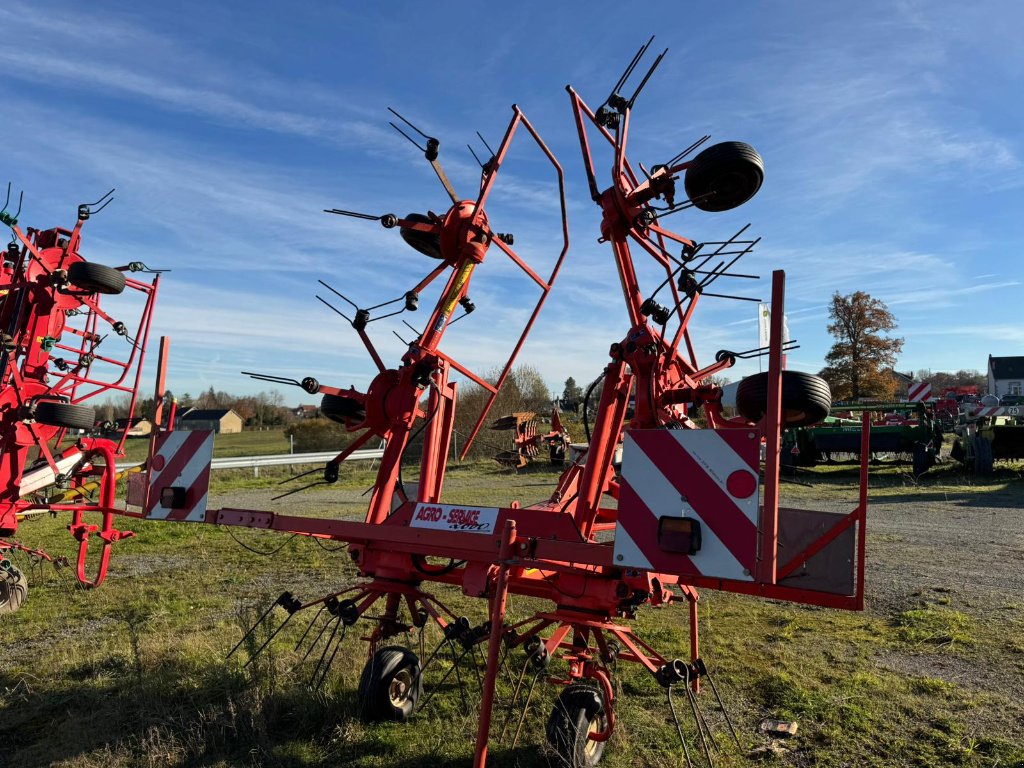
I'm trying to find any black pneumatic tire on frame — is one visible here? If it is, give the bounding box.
[949,437,966,464]
[735,371,831,428]
[911,442,934,478]
[546,684,608,768]
[357,645,423,722]
[0,566,27,615]
[399,213,444,260]
[972,435,993,475]
[320,393,366,424]
[33,400,97,430]
[67,261,126,295]
[684,141,765,212]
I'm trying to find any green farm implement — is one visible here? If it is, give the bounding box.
[783,401,941,477]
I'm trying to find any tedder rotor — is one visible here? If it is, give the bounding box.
[13,40,872,768]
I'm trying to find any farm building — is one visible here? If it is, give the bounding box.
[175,408,243,434]
[111,417,153,438]
[293,404,319,419]
[987,355,1024,398]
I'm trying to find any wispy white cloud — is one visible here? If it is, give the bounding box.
[4,0,1020,400]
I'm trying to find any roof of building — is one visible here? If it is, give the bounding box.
[115,417,151,427]
[989,356,1024,379]
[885,369,914,383]
[179,408,237,421]
[296,404,318,412]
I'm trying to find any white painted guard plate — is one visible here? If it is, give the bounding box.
[614,429,761,580]
[410,503,499,534]
[145,430,215,522]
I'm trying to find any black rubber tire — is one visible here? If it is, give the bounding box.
[0,565,27,615]
[550,442,566,466]
[320,393,366,424]
[735,371,831,427]
[399,213,444,260]
[34,400,96,430]
[545,684,607,768]
[684,141,764,212]
[67,261,126,295]
[912,443,933,478]
[950,438,966,464]
[795,430,819,467]
[357,646,423,722]
[972,435,993,475]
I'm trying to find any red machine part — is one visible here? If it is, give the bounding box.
[491,408,571,468]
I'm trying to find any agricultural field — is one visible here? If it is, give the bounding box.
[2,452,1024,768]
[118,429,294,464]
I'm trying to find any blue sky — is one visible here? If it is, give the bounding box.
[4,1,1022,404]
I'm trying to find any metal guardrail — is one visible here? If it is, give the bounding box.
[120,448,385,472]
[210,448,385,470]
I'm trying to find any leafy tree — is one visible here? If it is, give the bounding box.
[561,377,583,413]
[819,291,904,401]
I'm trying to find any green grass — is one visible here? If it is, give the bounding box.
[3,460,1023,767]
[896,606,974,647]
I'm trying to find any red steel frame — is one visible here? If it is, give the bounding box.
[123,90,869,765]
[5,74,871,765]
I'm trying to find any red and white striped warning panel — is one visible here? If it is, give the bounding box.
[966,405,1021,418]
[144,430,215,522]
[907,381,932,402]
[614,429,761,581]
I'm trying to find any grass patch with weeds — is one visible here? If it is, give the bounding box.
[896,605,974,647]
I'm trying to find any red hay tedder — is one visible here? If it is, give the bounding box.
[0,186,164,605]
[0,39,871,768]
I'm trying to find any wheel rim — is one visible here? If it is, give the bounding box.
[0,569,21,610]
[389,668,413,706]
[783,408,809,424]
[584,714,606,760]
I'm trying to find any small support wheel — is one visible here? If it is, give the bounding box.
[0,564,27,615]
[735,370,831,427]
[357,646,423,722]
[950,438,966,464]
[67,261,126,295]
[912,442,933,478]
[972,435,993,475]
[684,141,764,212]
[33,400,97,430]
[399,213,444,260]
[546,684,608,768]
[320,393,366,424]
